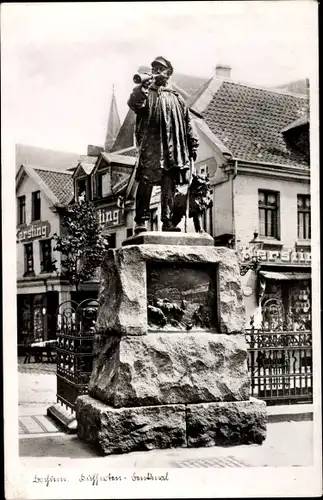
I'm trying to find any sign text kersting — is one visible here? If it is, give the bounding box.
[16,221,51,243]
[237,246,311,265]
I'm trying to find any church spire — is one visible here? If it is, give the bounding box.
[104,85,121,152]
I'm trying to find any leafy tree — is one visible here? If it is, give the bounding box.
[53,201,110,291]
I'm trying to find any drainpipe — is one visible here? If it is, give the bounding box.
[43,277,49,341]
[231,160,238,246]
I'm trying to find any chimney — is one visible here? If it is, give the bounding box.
[215,64,231,78]
[87,145,104,157]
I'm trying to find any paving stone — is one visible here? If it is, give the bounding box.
[19,415,60,435]
[172,456,250,468]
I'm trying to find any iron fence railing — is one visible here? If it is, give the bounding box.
[245,329,312,405]
[56,299,98,412]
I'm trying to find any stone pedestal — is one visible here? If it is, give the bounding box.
[76,233,267,454]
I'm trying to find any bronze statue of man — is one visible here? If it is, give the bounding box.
[128,56,199,234]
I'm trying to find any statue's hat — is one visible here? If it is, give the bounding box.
[151,56,173,75]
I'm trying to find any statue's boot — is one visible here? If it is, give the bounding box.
[134,220,147,234]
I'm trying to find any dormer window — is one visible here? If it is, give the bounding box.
[97,171,110,198]
[76,178,88,202]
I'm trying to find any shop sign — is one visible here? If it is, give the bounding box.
[237,244,311,265]
[16,221,51,243]
[97,207,123,227]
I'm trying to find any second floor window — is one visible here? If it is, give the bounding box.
[17,195,26,225]
[24,243,34,275]
[297,195,311,239]
[32,191,41,221]
[97,172,110,198]
[76,178,88,202]
[258,190,279,239]
[40,239,53,273]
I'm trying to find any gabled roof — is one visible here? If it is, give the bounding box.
[194,77,309,167]
[73,162,96,179]
[171,73,210,99]
[114,147,137,158]
[16,164,74,206]
[35,168,74,205]
[274,78,309,96]
[16,144,81,172]
[101,152,136,166]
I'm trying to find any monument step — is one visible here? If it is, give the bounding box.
[122,230,214,247]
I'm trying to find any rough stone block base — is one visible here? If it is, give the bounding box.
[187,399,267,447]
[89,333,250,408]
[76,395,186,455]
[76,395,267,455]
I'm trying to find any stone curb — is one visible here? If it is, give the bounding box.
[267,404,313,423]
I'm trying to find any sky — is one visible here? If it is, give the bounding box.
[1,1,318,156]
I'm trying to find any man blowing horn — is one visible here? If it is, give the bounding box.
[128,56,199,234]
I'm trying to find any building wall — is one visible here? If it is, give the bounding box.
[212,180,233,237]
[16,174,62,280]
[233,170,311,327]
[234,173,310,246]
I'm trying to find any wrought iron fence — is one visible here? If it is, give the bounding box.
[245,328,312,405]
[56,299,99,411]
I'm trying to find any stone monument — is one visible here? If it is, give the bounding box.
[76,232,267,455]
[76,56,266,454]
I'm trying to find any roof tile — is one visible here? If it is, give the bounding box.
[203,81,309,167]
[35,169,74,205]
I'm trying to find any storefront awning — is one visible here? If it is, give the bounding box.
[259,270,311,281]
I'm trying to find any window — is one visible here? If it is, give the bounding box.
[126,228,133,238]
[17,195,26,225]
[32,191,41,221]
[108,233,116,248]
[76,178,88,202]
[297,195,311,239]
[200,165,208,175]
[24,243,34,275]
[97,172,110,198]
[40,239,53,273]
[258,190,279,238]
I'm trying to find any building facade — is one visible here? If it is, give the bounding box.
[16,165,75,347]
[188,68,311,329]
[110,65,311,328]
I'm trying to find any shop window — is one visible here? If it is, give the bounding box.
[40,239,53,273]
[24,243,34,275]
[289,280,311,330]
[258,190,279,239]
[17,195,26,225]
[76,178,88,202]
[297,195,311,240]
[32,191,41,221]
[97,171,110,198]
